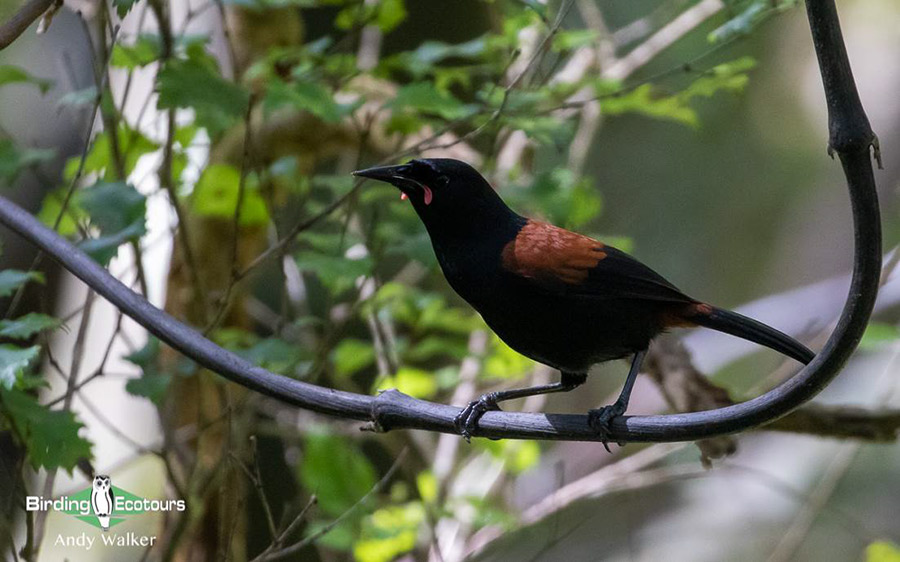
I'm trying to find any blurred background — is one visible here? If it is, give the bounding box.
[0,0,898,560]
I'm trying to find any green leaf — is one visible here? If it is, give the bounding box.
[36,188,82,236]
[552,29,599,51]
[389,82,472,121]
[0,269,45,298]
[416,471,437,503]
[298,431,378,517]
[111,36,161,69]
[510,168,603,229]
[305,517,357,550]
[678,57,757,100]
[0,139,56,183]
[81,181,146,233]
[478,439,541,474]
[0,345,40,389]
[124,338,170,405]
[860,323,900,350]
[333,339,376,377]
[416,299,481,335]
[263,79,355,123]
[504,115,575,145]
[64,123,158,180]
[0,314,61,340]
[708,1,782,44]
[158,58,250,136]
[404,335,468,362]
[376,0,406,32]
[0,65,52,93]
[376,367,437,399]
[384,112,425,135]
[353,502,423,562]
[1,388,92,472]
[483,335,534,380]
[191,164,270,226]
[295,250,373,296]
[174,124,199,148]
[601,84,698,127]
[408,37,487,65]
[867,542,900,562]
[125,373,170,405]
[57,86,99,109]
[384,36,488,80]
[239,337,308,374]
[112,0,139,18]
[78,182,147,265]
[517,0,548,20]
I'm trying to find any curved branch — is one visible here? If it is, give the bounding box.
[0,0,881,443]
[0,0,54,50]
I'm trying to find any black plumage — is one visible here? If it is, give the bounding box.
[353,158,813,444]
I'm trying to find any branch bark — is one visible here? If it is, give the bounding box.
[0,0,882,444]
[0,0,53,50]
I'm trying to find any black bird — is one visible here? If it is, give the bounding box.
[353,158,814,444]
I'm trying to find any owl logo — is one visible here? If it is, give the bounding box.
[90,475,114,531]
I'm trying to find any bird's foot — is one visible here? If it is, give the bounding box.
[455,392,502,442]
[588,400,627,453]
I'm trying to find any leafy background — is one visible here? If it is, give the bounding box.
[0,0,899,561]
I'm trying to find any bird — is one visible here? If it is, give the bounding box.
[91,474,114,531]
[352,158,814,445]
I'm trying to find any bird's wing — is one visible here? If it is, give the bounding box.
[501,220,693,303]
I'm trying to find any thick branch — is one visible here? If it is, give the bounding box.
[0,0,881,443]
[646,337,900,444]
[0,0,53,50]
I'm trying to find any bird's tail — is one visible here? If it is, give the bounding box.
[686,305,814,365]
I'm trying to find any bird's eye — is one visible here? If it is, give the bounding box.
[437,175,449,187]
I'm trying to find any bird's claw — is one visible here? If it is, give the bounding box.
[588,401,627,453]
[455,393,502,442]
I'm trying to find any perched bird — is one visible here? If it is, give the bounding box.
[353,158,813,444]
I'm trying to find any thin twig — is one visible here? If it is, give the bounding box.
[150,0,210,323]
[252,448,408,561]
[4,21,118,319]
[605,0,723,81]
[203,96,256,335]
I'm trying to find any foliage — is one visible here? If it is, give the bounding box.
[124,338,171,405]
[157,40,250,136]
[192,164,270,226]
[0,139,55,184]
[860,322,900,350]
[0,65,52,93]
[0,345,41,389]
[709,1,798,43]
[79,181,148,264]
[0,269,44,297]
[0,388,92,472]
[0,0,803,559]
[867,542,900,562]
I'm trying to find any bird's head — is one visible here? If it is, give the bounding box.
[352,158,513,233]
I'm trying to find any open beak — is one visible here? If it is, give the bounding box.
[352,163,432,205]
[352,164,408,184]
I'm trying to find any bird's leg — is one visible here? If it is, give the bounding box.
[455,371,588,441]
[588,349,647,451]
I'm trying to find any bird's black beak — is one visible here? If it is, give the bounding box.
[351,164,409,186]
[352,162,433,205]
